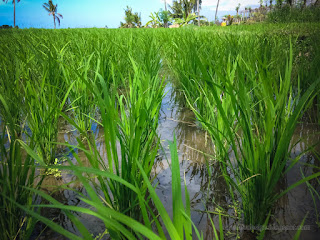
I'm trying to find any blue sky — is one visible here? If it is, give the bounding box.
[0,0,260,29]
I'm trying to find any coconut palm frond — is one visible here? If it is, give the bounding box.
[55,16,60,25]
[43,5,50,12]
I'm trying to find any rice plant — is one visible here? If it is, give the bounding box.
[182,43,320,229]
[16,131,211,239]
[0,37,28,136]
[0,95,41,240]
[60,51,97,133]
[23,72,71,165]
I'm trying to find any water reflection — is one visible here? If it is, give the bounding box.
[155,83,234,237]
[269,123,320,240]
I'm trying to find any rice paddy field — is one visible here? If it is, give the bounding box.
[0,23,320,240]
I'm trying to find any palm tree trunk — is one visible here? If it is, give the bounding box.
[164,0,168,28]
[197,0,200,26]
[13,0,16,28]
[53,15,56,29]
[215,0,220,23]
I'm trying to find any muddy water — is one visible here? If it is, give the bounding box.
[270,123,320,240]
[34,83,319,239]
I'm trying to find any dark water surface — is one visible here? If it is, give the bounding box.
[34,83,319,239]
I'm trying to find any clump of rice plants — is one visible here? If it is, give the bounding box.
[162,25,320,233]
[0,96,41,240]
[79,61,165,223]
[23,76,69,165]
[60,51,97,133]
[179,41,320,231]
[18,134,207,239]
[0,36,28,136]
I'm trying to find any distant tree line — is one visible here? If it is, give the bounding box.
[268,0,320,22]
[120,0,208,28]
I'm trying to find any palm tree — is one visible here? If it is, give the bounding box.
[170,0,198,19]
[248,7,252,18]
[159,9,170,28]
[236,3,240,16]
[120,6,141,28]
[43,0,63,29]
[169,1,184,19]
[214,0,220,23]
[2,0,20,28]
[287,0,293,7]
[182,0,196,18]
[196,0,203,26]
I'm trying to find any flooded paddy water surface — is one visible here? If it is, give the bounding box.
[36,83,320,240]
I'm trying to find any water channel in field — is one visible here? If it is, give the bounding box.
[32,82,320,240]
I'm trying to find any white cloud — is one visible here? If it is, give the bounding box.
[202,0,216,7]
[159,0,173,5]
[207,0,259,11]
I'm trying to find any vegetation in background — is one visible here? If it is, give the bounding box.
[120,6,142,28]
[145,11,163,28]
[168,0,205,26]
[268,4,320,23]
[159,9,170,28]
[168,0,201,18]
